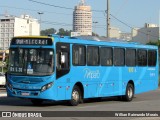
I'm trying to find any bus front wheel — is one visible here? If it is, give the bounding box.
[123,83,134,101]
[69,85,81,106]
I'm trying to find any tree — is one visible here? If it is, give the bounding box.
[146,41,160,46]
[92,32,99,37]
[40,28,72,36]
[57,28,72,36]
[40,28,56,36]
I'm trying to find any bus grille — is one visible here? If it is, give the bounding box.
[11,77,44,84]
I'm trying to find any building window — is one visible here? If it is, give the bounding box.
[10,33,14,37]
[5,23,9,27]
[10,23,14,27]
[126,49,136,66]
[1,28,5,32]
[100,47,113,66]
[114,48,125,66]
[87,46,99,66]
[137,49,147,66]
[10,28,14,32]
[1,33,4,37]
[148,50,157,66]
[72,45,86,66]
[1,24,5,27]
[5,29,9,32]
[5,33,9,37]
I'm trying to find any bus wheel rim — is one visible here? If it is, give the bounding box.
[128,87,133,98]
[72,90,79,102]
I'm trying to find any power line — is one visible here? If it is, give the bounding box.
[0,12,107,29]
[28,0,73,10]
[27,0,104,13]
[110,14,159,39]
[0,5,105,19]
[0,5,72,16]
[115,0,129,16]
[41,20,72,27]
[1,9,158,39]
[1,1,158,39]
[41,20,109,30]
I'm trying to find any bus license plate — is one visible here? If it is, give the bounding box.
[21,92,30,96]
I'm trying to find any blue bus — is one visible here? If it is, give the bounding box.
[6,35,159,106]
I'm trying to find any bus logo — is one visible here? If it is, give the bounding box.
[84,68,100,79]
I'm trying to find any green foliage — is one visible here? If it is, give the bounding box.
[0,67,7,73]
[92,32,99,37]
[40,28,72,36]
[40,28,56,36]
[41,28,100,37]
[146,41,160,46]
[57,28,72,36]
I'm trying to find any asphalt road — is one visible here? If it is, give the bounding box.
[0,88,160,120]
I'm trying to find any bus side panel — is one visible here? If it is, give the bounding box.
[69,66,99,99]
[133,66,158,94]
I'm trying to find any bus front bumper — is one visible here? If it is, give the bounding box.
[6,83,57,101]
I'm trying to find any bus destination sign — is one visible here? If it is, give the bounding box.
[11,38,53,45]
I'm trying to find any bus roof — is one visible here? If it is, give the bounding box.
[10,35,158,50]
[49,35,158,49]
[13,35,50,38]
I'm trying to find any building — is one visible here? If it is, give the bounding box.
[73,0,92,36]
[109,27,121,39]
[132,23,160,44]
[0,14,40,49]
[120,33,132,41]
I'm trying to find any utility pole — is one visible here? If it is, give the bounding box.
[93,21,98,36]
[107,0,110,38]
[147,30,151,43]
[38,12,43,35]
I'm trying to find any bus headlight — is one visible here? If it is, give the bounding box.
[41,82,54,92]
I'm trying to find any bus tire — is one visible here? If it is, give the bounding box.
[31,99,44,106]
[123,83,134,101]
[69,85,81,106]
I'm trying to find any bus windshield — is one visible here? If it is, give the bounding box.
[8,48,54,76]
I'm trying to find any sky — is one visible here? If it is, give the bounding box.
[0,0,160,36]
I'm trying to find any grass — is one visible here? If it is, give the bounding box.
[0,67,7,73]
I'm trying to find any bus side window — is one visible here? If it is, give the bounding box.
[56,42,70,79]
[60,52,69,69]
[56,52,69,70]
[100,47,113,66]
[113,48,125,66]
[148,50,157,66]
[137,49,147,66]
[87,46,99,66]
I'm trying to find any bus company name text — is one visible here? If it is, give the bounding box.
[84,68,100,79]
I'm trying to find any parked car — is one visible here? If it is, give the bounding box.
[0,72,6,87]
